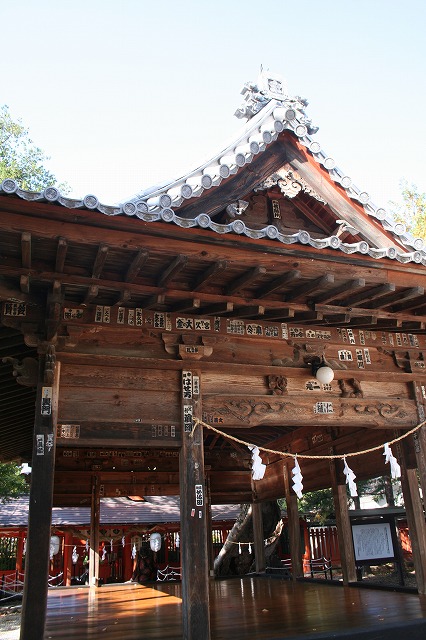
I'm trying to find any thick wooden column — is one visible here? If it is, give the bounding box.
[252,502,266,573]
[399,438,426,594]
[411,382,426,509]
[89,474,101,587]
[330,458,357,584]
[179,369,210,640]
[20,347,59,640]
[283,462,303,578]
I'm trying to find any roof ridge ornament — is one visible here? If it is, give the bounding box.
[234,69,319,134]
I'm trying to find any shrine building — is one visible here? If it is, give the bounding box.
[1,70,426,640]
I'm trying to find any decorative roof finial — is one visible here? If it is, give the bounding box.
[234,69,288,120]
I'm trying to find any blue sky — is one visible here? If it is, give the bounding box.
[2,0,425,210]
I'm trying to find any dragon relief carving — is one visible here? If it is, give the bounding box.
[214,399,300,425]
[353,403,408,420]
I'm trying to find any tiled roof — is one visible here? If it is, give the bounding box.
[0,496,240,528]
[1,71,423,264]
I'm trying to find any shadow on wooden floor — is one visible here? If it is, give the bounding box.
[44,577,426,639]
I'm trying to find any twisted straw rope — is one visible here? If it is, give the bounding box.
[192,418,426,460]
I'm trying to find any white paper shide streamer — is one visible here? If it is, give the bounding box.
[292,456,303,498]
[248,445,266,480]
[383,443,401,479]
[343,457,357,496]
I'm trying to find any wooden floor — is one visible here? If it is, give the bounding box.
[44,578,426,640]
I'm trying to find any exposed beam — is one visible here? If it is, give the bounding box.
[143,293,166,309]
[125,249,149,283]
[366,286,424,310]
[232,305,265,318]
[292,311,324,324]
[345,315,378,327]
[84,285,99,305]
[55,237,68,273]
[323,314,351,325]
[225,266,267,296]
[114,290,132,307]
[198,301,234,316]
[310,278,365,306]
[340,283,395,307]
[92,244,109,279]
[262,307,295,320]
[157,254,188,287]
[255,269,301,299]
[170,298,201,313]
[284,273,334,302]
[192,260,228,292]
[21,232,31,269]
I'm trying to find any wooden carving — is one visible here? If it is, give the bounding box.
[267,375,288,395]
[214,399,297,425]
[338,378,363,398]
[353,403,408,420]
[2,356,38,387]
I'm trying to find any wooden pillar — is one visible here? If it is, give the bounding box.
[179,368,210,640]
[399,438,426,594]
[411,382,426,510]
[63,531,73,586]
[206,478,215,574]
[330,458,357,584]
[252,502,266,573]
[20,348,60,640]
[283,462,303,579]
[89,475,101,587]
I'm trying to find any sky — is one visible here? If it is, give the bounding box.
[1,0,425,210]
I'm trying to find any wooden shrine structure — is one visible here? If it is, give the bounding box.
[1,71,426,640]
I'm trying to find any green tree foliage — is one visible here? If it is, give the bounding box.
[298,488,334,523]
[390,180,426,240]
[0,462,29,503]
[0,104,69,193]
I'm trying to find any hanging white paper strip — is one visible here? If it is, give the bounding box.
[292,456,303,498]
[248,445,266,480]
[343,457,358,496]
[383,443,401,479]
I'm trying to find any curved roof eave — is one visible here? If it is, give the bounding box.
[0,86,424,266]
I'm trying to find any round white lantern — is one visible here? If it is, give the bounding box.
[150,532,161,552]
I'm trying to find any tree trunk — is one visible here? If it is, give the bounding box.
[214,502,282,576]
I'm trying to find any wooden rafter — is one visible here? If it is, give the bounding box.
[309,278,366,306]
[192,260,227,292]
[255,269,301,299]
[55,238,68,273]
[125,249,150,283]
[92,244,109,279]
[339,283,395,307]
[157,254,188,287]
[284,273,334,302]
[225,266,267,296]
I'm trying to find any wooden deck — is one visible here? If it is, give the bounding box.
[43,577,426,640]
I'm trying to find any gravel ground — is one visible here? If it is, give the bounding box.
[0,605,21,640]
